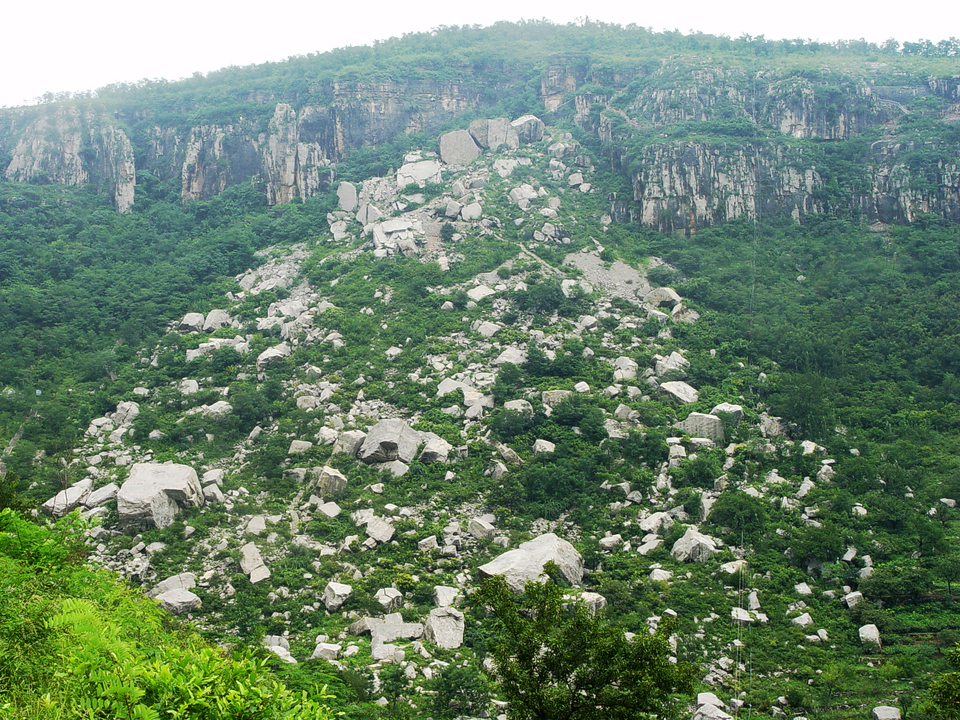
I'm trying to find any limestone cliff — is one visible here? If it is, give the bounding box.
[2,105,135,212]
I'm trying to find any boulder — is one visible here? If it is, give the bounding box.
[179,312,205,332]
[542,389,573,407]
[675,412,725,441]
[240,542,270,583]
[613,356,639,381]
[203,309,232,332]
[872,708,902,720]
[147,572,197,599]
[113,401,140,426]
[41,479,93,517]
[859,623,881,647]
[396,159,442,188]
[461,202,483,221]
[376,588,403,612]
[659,381,699,405]
[655,352,689,378]
[332,430,366,457]
[323,582,353,611]
[358,419,421,464]
[711,402,744,424]
[352,613,423,644]
[117,463,202,530]
[469,118,520,151]
[83,482,119,509]
[203,484,224,503]
[420,434,454,464]
[639,512,674,534]
[842,591,864,608]
[504,399,534,416]
[256,343,291,370]
[424,607,465,649]
[433,585,460,607]
[311,643,341,661]
[478,533,583,592]
[511,115,546,143]
[365,517,395,544]
[532,439,556,454]
[670,527,720,562]
[318,466,348,496]
[468,517,496,541]
[337,181,358,212]
[439,130,481,165]
[317,501,341,519]
[154,588,202,614]
[644,287,682,308]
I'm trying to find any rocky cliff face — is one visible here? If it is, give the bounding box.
[0,58,957,230]
[2,105,135,212]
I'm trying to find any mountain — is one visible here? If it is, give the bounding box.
[2,21,960,720]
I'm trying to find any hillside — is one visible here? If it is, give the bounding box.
[2,22,960,720]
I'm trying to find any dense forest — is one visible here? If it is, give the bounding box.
[2,20,960,720]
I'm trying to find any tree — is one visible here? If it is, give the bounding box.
[474,570,695,720]
[925,645,960,720]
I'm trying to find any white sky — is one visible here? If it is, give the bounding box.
[1,0,955,108]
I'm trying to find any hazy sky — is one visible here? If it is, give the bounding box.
[1,0,954,108]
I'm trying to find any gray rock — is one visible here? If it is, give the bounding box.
[358,419,421,464]
[532,439,556,454]
[332,430,366,457]
[202,484,224,503]
[613,356,639,381]
[418,535,440,551]
[288,440,313,454]
[155,588,202,614]
[179,312,205,332]
[644,287,682,308]
[256,342,291,370]
[83,482,119,509]
[420,434,453,464]
[317,501,341,519]
[675,412,725,442]
[711,402,744,424]
[147,572,197,599]
[639,512,674,534]
[365,517,395,543]
[376,588,403,612]
[872,707,901,720]
[461,202,483,221]
[323,581,353,611]
[659,381,699,405]
[792,612,814,627]
[318,466,348,496]
[396,159,442,188]
[504,399,534,416]
[670,527,720,562]
[203,309,232,332]
[859,623,881,647]
[469,118,520,151]
[439,130,481,165]
[842,591,864,608]
[511,115,546,143]
[478,533,583,592]
[117,463,203,530]
[351,613,423,644]
[424,607,465,649]
[655,351,689,378]
[542,389,573,407]
[240,542,270,583]
[337,182,358,212]
[433,585,460,607]
[41,479,93,517]
[468,517,496,541]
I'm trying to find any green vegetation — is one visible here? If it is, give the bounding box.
[0,508,336,719]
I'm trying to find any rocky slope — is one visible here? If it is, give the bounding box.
[26,118,930,718]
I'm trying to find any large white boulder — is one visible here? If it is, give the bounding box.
[358,419,421,464]
[469,118,520,151]
[511,115,546,143]
[478,533,583,592]
[256,343,291,370]
[659,381,699,405]
[41,479,93,517]
[240,542,270,583]
[424,607,465,649]
[675,412,725,441]
[439,130,481,165]
[859,623,881,647]
[323,582,353,611]
[155,588,202,614]
[116,463,202,529]
[670,527,720,562]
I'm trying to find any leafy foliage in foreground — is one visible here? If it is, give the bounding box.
[475,569,696,720]
[0,509,337,719]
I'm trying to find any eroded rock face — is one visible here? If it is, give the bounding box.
[478,533,583,592]
[116,463,203,530]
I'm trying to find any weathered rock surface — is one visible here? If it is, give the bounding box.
[670,527,720,562]
[478,533,583,592]
[424,607,465,649]
[358,419,421,464]
[116,463,202,529]
[155,588,202,614]
[439,130,481,165]
[240,542,270,583]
